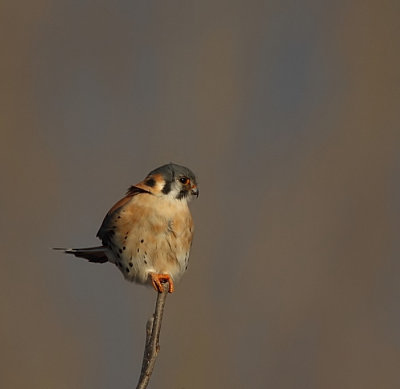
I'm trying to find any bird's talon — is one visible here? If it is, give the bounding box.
[150,273,174,293]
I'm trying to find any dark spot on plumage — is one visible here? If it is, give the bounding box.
[125,267,129,273]
[185,265,188,270]
[116,253,120,259]
[140,239,144,243]
[119,248,123,254]
[123,246,126,251]
[129,262,133,267]
[162,181,171,194]
[144,251,147,256]
[145,177,156,187]
[144,260,148,264]
[137,248,139,253]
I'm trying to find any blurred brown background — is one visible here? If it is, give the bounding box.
[1,1,399,388]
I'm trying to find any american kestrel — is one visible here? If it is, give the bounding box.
[56,163,198,293]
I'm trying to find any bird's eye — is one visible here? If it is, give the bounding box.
[179,177,189,185]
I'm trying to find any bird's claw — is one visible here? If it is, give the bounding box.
[150,273,174,293]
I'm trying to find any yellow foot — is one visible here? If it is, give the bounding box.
[150,273,174,293]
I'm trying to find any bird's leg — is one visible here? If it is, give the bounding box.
[149,273,175,293]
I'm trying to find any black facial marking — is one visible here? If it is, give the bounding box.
[176,189,187,200]
[145,178,156,187]
[162,181,171,194]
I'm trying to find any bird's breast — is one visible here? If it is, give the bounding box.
[109,194,194,283]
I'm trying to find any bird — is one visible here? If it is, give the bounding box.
[55,163,199,293]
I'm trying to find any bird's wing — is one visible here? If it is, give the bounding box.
[96,185,151,246]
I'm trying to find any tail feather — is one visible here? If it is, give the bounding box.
[53,246,109,263]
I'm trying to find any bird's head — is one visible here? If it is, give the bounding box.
[142,163,199,201]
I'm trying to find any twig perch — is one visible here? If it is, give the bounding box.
[136,283,169,389]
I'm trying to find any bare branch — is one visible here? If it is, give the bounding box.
[136,283,169,389]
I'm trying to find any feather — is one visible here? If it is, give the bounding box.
[53,246,108,263]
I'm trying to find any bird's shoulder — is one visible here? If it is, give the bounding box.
[96,173,183,244]
[96,180,152,241]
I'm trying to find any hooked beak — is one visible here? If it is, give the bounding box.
[191,187,199,198]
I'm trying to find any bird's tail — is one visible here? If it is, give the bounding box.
[53,246,108,263]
